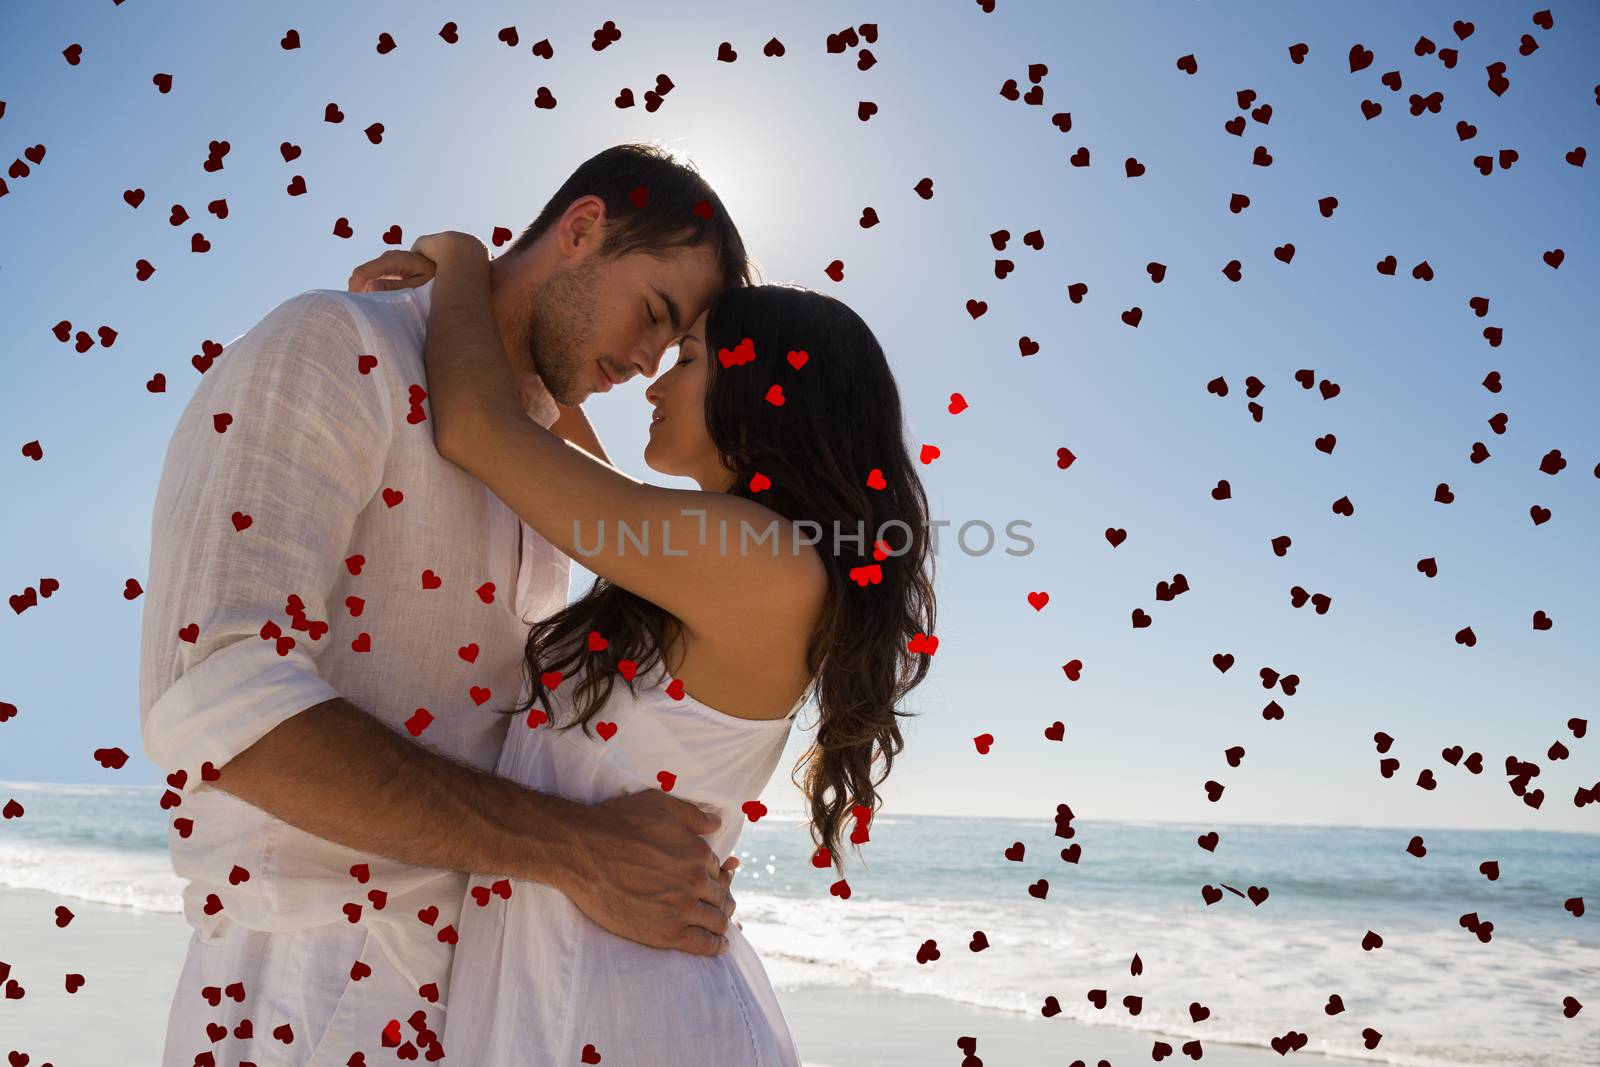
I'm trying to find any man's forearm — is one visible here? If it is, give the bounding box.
[201,697,582,891]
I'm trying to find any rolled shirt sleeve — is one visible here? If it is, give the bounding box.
[139,290,392,782]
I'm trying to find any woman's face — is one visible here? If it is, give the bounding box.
[643,308,732,490]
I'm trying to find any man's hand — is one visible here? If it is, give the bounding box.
[550,789,743,956]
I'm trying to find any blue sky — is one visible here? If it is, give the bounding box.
[2,1,1596,832]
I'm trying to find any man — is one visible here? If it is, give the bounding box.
[139,143,751,1065]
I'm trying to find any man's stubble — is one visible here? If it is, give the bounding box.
[520,255,603,406]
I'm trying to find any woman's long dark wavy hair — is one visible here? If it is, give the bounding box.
[490,284,936,877]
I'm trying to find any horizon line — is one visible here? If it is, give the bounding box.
[4,779,1594,837]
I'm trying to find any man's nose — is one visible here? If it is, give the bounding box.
[634,344,667,380]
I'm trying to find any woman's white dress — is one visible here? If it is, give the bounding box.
[441,658,806,1066]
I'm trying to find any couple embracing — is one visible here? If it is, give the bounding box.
[141,142,935,1065]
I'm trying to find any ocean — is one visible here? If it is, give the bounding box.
[2,779,1595,1066]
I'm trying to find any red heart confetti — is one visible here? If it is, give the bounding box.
[3,13,1596,1067]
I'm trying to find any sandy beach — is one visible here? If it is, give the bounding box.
[0,884,1383,1066]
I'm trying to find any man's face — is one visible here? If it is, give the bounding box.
[513,240,726,406]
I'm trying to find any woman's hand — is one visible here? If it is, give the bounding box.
[347,230,489,292]
[347,248,435,292]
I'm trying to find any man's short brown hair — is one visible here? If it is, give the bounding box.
[509,143,752,291]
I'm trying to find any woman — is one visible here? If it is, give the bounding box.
[355,230,935,1065]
